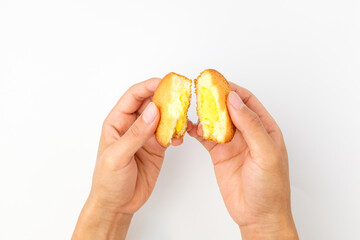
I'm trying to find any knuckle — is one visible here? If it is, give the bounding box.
[100,146,129,171]
[103,117,110,128]
[100,149,118,170]
[129,82,139,91]
[246,112,262,130]
[129,123,141,138]
[127,83,141,96]
[258,146,283,170]
[242,87,252,95]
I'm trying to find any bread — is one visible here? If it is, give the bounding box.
[153,72,192,146]
[195,69,235,143]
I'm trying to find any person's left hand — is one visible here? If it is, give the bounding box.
[73,78,182,240]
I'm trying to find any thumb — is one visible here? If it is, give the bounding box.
[109,102,160,161]
[227,91,274,154]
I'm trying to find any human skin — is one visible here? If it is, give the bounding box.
[187,82,298,239]
[72,78,182,240]
[72,79,298,240]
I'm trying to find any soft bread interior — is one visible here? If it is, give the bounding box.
[163,76,191,144]
[197,72,228,142]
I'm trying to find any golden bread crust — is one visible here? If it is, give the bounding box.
[195,69,235,143]
[153,72,192,146]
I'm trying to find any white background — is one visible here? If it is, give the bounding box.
[1,0,359,239]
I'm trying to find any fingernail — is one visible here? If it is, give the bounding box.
[228,91,244,110]
[142,102,157,124]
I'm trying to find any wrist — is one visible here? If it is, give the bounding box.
[239,212,298,240]
[72,195,133,240]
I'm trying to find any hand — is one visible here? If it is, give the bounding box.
[72,78,182,240]
[187,83,298,239]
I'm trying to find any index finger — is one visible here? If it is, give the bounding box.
[103,78,161,139]
[228,82,284,146]
[115,78,161,114]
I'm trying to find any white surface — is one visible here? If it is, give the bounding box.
[0,0,359,239]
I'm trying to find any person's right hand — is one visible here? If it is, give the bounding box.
[187,83,298,239]
[73,78,182,240]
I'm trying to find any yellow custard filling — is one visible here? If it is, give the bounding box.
[174,89,190,136]
[199,87,219,132]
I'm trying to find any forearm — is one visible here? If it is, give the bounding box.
[239,212,298,240]
[72,196,133,240]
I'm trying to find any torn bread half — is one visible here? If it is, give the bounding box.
[195,69,235,143]
[153,72,192,146]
